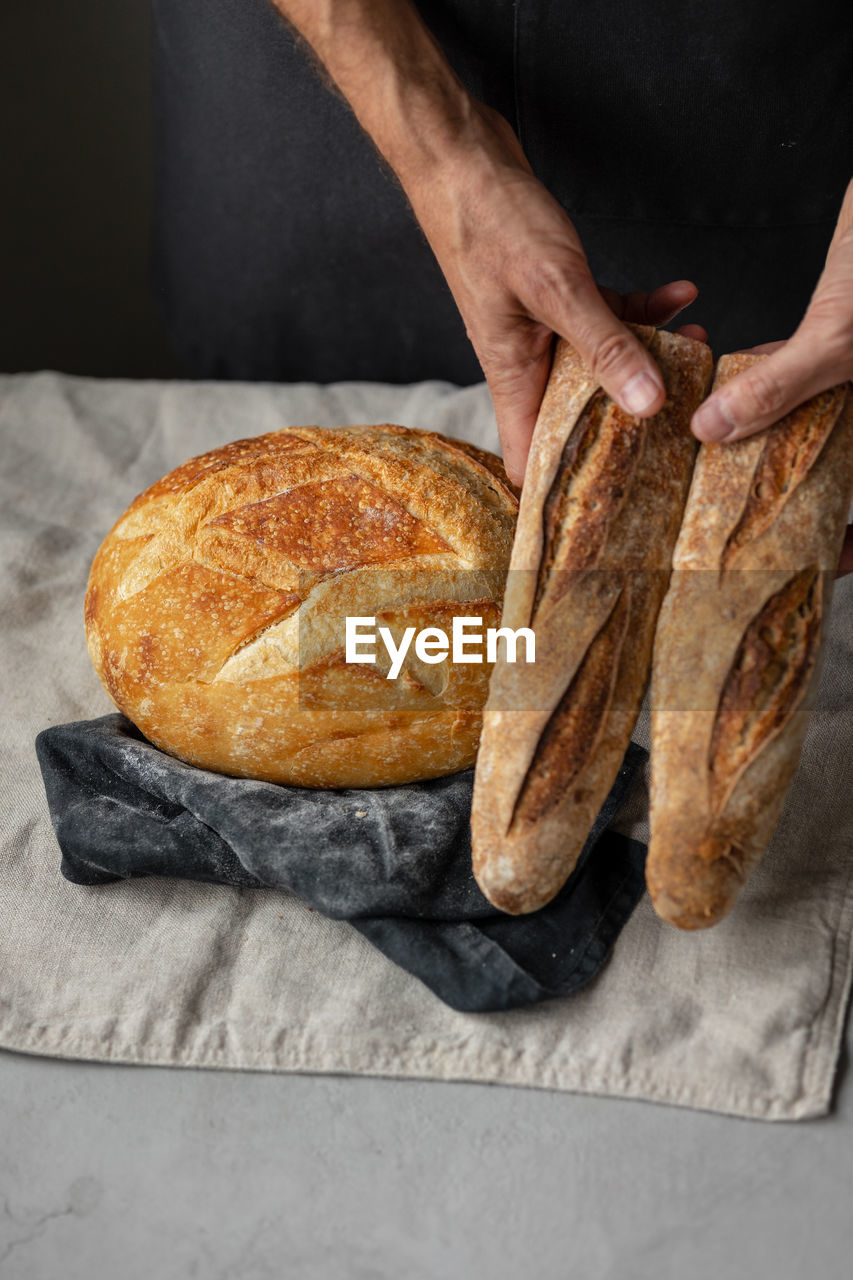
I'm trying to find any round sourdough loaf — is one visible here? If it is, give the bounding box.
[85,424,518,787]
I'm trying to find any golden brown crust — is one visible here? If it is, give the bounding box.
[471,326,713,914]
[647,360,853,930]
[721,386,846,568]
[206,473,452,574]
[537,390,646,589]
[85,424,518,787]
[708,566,822,815]
[512,584,631,827]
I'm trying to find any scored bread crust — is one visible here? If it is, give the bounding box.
[471,325,713,914]
[85,423,518,788]
[647,357,853,929]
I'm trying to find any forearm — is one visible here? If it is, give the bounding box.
[271,0,690,484]
[271,0,480,189]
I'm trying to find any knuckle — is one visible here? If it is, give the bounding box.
[818,323,853,373]
[528,261,568,303]
[475,334,527,376]
[744,365,787,419]
[800,296,853,373]
[589,330,633,381]
[466,321,517,369]
[528,254,590,308]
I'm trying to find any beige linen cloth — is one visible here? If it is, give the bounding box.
[2,370,852,1121]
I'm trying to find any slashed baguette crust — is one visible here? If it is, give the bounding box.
[472,326,713,914]
[648,357,853,929]
[85,424,518,788]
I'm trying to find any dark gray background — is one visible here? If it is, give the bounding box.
[0,1,177,377]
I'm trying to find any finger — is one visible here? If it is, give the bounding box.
[600,280,699,328]
[624,280,699,327]
[674,324,708,342]
[482,324,554,487]
[532,268,666,418]
[730,339,787,356]
[837,525,853,577]
[691,336,841,443]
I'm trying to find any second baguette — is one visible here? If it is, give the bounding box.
[647,358,853,929]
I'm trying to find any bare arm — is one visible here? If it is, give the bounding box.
[273,0,705,483]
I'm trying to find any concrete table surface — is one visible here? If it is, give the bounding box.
[2,1012,851,1280]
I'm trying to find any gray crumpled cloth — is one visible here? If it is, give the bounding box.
[34,714,646,1014]
[2,369,853,1119]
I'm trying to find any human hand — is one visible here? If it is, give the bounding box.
[405,105,706,485]
[690,179,853,571]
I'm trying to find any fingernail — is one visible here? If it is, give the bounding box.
[619,371,662,416]
[693,398,737,442]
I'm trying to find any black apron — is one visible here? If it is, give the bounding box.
[151,0,852,382]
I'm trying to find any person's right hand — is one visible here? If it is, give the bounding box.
[405,104,706,485]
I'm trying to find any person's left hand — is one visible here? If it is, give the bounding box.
[691,177,853,573]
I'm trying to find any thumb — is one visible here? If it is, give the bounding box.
[529,264,668,419]
[691,337,840,443]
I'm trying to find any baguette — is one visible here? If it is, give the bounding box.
[647,357,853,929]
[472,326,713,913]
